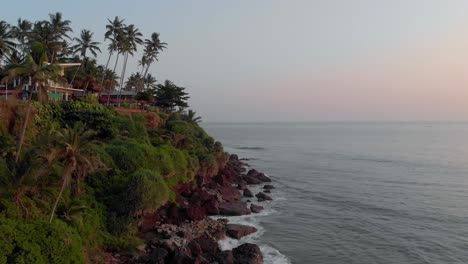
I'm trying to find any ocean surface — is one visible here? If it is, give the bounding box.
[202,122,468,264]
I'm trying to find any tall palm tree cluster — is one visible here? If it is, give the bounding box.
[0,12,168,159]
[0,12,167,97]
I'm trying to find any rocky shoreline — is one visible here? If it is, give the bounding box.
[111,154,275,264]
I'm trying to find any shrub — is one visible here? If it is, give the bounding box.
[0,218,84,264]
[126,169,169,215]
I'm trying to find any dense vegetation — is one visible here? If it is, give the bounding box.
[0,100,226,263]
[0,12,223,263]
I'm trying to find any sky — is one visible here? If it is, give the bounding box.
[3,0,468,122]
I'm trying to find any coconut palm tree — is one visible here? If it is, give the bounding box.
[48,12,72,62]
[11,18,32,55]
[0,21,16,64]
[184,109,202,123]
[144,73,157,90]
[117,24,142,106]
[48,123,105,223]
[2,42,63,161]
[101,16,125,86]
[71,29,101,62]
[142,32,166,79]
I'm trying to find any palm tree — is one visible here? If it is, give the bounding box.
[11,18,32,55]
[48,12,72,62]
[125,72,143,91]
[142,32,166,79]
[144,73,157,90]
[0,21,16,64]
[101,17,125,86]
[117,24,142,106]
[2,42,63,161]
[72,29,101,61]
[184,109,202,123]
[48,123,105,223]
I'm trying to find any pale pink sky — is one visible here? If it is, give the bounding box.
[5,0,468,121]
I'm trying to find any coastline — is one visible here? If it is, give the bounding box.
[111,154,278,263]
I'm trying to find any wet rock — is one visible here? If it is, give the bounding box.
[254,173,272,182]
[250,204,264,214]
[204,198,220,215]
[264,190,271,194]
[219,202,251,216]
[237,181,247,190]
[243,189,253,198]
[232,243,263,264]
[219,185,242,202]
[216,250,234,264]
[255,192,272,202]
[243,175,263,185]
[226,224,257,239]
[263,184,275,190]
[246,169,260,177]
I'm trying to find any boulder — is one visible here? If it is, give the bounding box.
[226,224,257,239]
[192,235,219,257]
[149,248,168,264]
[204,198,220,215]
[187,204,206,221]
[232,243,263,264]
[246,169,260,177]
[219,202,251,216]
[254,173,272,182]
[250,204,264,214]
[243,189,253,198]
[263,184,275,190]
[243,176,263,185]
[167,247,194,264]
[215,250,234,264]
[188,240,202,256]
[219,185,241,202]
[264,190,271,194]
[237,181,247,190]
[255,192,272,202]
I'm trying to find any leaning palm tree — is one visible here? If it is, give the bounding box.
[117,24,143,106]
[2,42,63,161]
[48,123,105,223]
[142,32,167,79]
[0,21,16,64]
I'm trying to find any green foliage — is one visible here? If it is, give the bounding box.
[126,169,169,214]
[37,101,117,138]
[153,80,189,112]
[0,218,84,264]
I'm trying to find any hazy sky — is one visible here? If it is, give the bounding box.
[4,0,468,121]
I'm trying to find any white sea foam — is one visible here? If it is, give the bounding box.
[260,245,292,264]
[211,172,291,264]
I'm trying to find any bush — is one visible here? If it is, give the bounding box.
[126,169,169,215]
[0,218,84,264]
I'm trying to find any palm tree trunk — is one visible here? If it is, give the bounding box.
[49,162,75,223]
[15,84,34,162]
[100,51,113,85]
[117,52,129,107]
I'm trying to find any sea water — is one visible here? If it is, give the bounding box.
[203,122,468,264]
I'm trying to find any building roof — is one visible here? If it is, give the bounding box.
[102,90,137,96]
